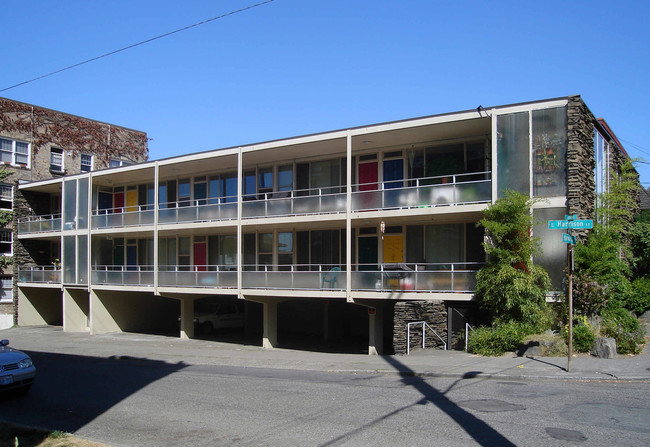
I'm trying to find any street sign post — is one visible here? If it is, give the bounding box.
[547,215,593,373]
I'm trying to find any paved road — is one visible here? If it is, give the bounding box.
[2,348,649,446]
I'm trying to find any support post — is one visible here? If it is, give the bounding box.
[263,300,278,349]
[179,298,194,340]
[368,305,383,355]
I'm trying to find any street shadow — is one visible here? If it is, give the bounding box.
[0,350,188,434]
[322,356,516,447]
[525,355,567,372]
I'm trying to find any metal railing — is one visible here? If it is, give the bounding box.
[465,322,474,352]
[92,206,154,229]
[17,214,62,234]
[242,264,345,290]
[158,198,238,225]
[158,265,237,288]
[91,265,154,286]
[407,321,447,355]
[17,266,61,283]
[242,187,346,219]
[351,171,491,212]
[351,262,482,293]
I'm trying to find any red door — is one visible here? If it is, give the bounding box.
[194,242,207,271]
[358,161,378,191]
[114,192,125,213]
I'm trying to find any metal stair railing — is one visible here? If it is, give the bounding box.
[406,321,447,355]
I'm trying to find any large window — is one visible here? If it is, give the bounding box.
[532,108,567,197]
[497,112,530,196]
[0,229,12,256]
[0,138,29,166]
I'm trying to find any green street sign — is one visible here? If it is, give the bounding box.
[562,233,576,244]
[548,219,593,230]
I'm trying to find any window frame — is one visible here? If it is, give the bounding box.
[0,137,30,168]
[50,147,64,173]
[81,153,93,172]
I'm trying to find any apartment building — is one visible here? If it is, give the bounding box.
[0,97,148,328]
[14,95,633,354]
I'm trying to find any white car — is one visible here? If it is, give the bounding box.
[0,339,35,394]
[193,301,245,335]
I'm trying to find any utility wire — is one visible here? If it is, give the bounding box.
[0,0,275,93]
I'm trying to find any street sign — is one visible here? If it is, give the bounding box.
[562,233,576,244]
[548,219,593,230]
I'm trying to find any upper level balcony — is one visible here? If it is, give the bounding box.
[17,266,61,284]
[92,206,154,229]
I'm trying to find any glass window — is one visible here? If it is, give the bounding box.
[50,148,63,172]
[219,235,237,265]
[0,276,12,302]
[258,233,273,268]
[258,168,273,196]
[77,177,89,230]
[497,112,530,197]
[15,142,29,165]
[81,153,93,172]
[0,139,12,163]
[0,229,12,256]
[278,232,293,269]
[244,170,256,200]
[178,237,190,270]
[278,165,293,192]
[222,173,237,203]
[63,179,77,230]
[209,176,220,204]
[178,179,190,207]
[533,208,566,290]
[193,177,207,205]
[311,159,340,194]
[533,107,567,197]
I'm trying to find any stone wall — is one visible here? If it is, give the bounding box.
[393,300,447,355]
[566,96,596,242]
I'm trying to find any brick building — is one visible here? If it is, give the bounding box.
[0,97,148,328]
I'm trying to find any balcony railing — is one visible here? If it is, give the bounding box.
[351,172,491,212]
[92,206,154,229]
[158,199,237,225]
[242,188,346,219]
[18,266,61,283]
[242,264,346,290]
[158,265,237,288]
[17,214,61,234]
[350,263,483,293]
[91,265,154,286]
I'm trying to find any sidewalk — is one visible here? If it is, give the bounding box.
[2,326,649,382]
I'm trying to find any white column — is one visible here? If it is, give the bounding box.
[368,305,384,355]
[346,131,352,303]
[262,300,278,349]
[179,298,194,340]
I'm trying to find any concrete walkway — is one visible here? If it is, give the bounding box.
[2,326,649,382]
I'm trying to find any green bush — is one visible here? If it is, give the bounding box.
[628,277,650,316]
[467,321,533,356]
[563,322,595,353]
[602,307,646,354]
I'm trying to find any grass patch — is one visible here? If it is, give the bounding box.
[0,421,109,447]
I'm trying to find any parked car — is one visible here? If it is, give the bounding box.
[179,301,245,335]
[0,339,35,394]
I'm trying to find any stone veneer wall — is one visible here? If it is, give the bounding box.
[393,301,447,355]
[566,96,596,242]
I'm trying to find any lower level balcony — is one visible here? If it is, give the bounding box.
[91,265,154,286]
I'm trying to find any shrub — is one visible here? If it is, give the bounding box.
[563,321,595,353]
[602,307,646,354]
[628,277,650,316]
[467,321,533,356]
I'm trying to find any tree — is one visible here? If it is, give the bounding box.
[475,190,551,328]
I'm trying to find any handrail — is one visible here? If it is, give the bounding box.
[465,322,474,352]
[352,170,491,192]
[407,321,447,354]
[17,213,61,223]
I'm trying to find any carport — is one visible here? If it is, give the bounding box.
[18,286,63,327]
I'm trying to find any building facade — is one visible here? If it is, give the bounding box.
[0,97,148,328]
[14,96,635,354]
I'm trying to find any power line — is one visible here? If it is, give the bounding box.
[0,0,275,93]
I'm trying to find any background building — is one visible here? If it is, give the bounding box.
[0,97,148,328]
[13,95,637,354]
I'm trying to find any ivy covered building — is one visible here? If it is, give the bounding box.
[0,97,148,328]
[13,95,638,354]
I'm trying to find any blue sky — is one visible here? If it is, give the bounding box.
[2,1,650,184]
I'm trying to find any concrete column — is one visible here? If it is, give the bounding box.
[179,298,194,340]
[63,288,89,332]
[90,289,120,335]
[368,305,384,355]
[262,300,278,349]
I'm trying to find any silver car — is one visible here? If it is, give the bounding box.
[0,339,35,393]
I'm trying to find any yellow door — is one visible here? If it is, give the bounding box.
[382,235,404,263]
[126,189,138,212]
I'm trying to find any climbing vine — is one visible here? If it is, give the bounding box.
[0,98,148,166]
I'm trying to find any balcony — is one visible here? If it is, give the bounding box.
[242,264,346,290]
[18,266,61,284]
[92,206,154,229]
[91,265,154,286]
[158,265,237,288]
[158,199,237,225]
[351,172,491,212]
[242,188,346,219]
[17,214,61,234]
[350,263,482,293]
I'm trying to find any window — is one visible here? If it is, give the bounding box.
[81,153,93,172]
[110,158,132,168]
[0,184,12,210]
[0,276,12,302]
[50,148,64,172]
[0,138,30,167]
[0,229,12,256]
